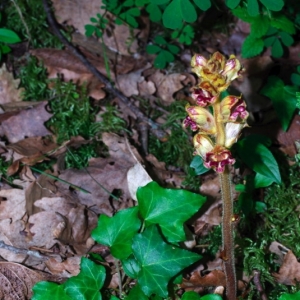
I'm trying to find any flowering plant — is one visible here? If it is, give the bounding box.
[184,51,249,300]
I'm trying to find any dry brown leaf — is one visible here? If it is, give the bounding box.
[148,70,187,105]
[0,261,61,299]
[0,101,52,143]
[181,270,226,289]
[0,189,26,222]
[45,256,81,277]
[0,64,24,105]
[273,250,300,285]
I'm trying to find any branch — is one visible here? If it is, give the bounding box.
[0,240,48,261]
[42,0,167,140]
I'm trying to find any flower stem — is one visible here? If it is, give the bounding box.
[219,166,236,300]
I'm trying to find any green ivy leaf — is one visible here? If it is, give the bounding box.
[122,255,141,279]
[91,207,141,259]
[225,0,240,9]
[64,257,105,300]
[247,0,259,17]
[132,225,201,297]
[270,15,295,34]
[190,156,209,175]
[180,0,197,23]
[137,181,206,242]
[259,0,284,12]
[0,28,21,44]
[126,285,149,300]
[235,136,281,184]
[193,0,211,11]
[260,76,297,131]
[271,38,283,57]
[163,0,183,29]
[250,15,270,38]
[279,291,300,300]
[32,282,72,300]
[241,34,264,58]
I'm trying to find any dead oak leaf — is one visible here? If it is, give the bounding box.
[273,250,300,285]
[0,101,52,143]
[0,64,24,105]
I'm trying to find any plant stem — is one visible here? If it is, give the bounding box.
[219,166,236,300]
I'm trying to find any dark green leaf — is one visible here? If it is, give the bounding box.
[0,44,11,54]
[85,24,96,37]
[190,156,209,175]
[247,0,259,17]
[132,225,201,297]
[271,38,283,57]
[250,15,270,38]
[291,73,300,86]
[270,15,295,34]
[180,0,197,23]
[91,207,141,259]
[254,172,273,188]
[279,31,294,47]
[154,35,167,45]
[146,3,162,22]
[64,257,105,300]
[264,35,276,47]
[161,49,175,62]
[261,76,297,131]
[90,17,98,23]
[238,192,254,216]
[201,295,223,300]
[241,34,264,58]
[163,0,183,29]
[126,285,149,300]
[146,44,162,54]
[0,29,21,44]
[235,136,281,184]
[167,44,180,54]
[255,201,267,213]
[259,0,284,11]
[232,7,256,23]
[32,282,72,300]
[225,0,241,9]
[193,0,211,11]
[137,181,206,242]
[122,255,141,279]
[154,51,168,69]
[181,291,201,300]
[279,291,300,300]
[151,0,170,4]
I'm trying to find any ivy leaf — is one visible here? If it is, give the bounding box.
[193,0,211,11]
[190,156,209,175]
[91,207,141,259]
[137,181,206,242]
[163,0,183,29]
[0,28,21,44]
[235,135,281,184]
[181,291,201,300]
[180,0,197,23]
[259,0,284,12]
[225,0,241,9]
[247,0,259,17]
[132,225,201,297]
[125,284,163,300]
[122,255,141,279]
[64,257,105,300]
[32,282,72,300]
[260,76,297,131]
[241,34,264,58]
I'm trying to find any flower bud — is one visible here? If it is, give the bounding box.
[224,122,246,148]
[221,55,244,82]
[220,95,249,122]
[191,81,219,107]
[193,134,214,158]
[203,145,235,173]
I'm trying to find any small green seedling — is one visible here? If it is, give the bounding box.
[146,35,180,69]
[171,24,195,45]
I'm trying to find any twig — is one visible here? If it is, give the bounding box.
[0,240,48,261]
[253,271,268,300]
[41,0,167,141]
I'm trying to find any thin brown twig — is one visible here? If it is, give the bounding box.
[253,271,268,300]
[41,0,167,140]
[0,240,48,261]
